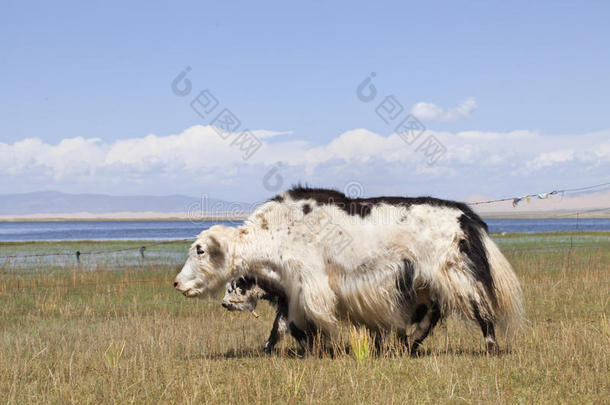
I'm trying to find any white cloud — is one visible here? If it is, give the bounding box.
[411,97,477,122]
[302,129,410,166]
[526,150,575,170]
[456,129,532,140]
[251,129,293,139]
[1,125,609,200]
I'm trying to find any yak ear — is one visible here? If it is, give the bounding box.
[241,274,256,289]
[207,235,226,268]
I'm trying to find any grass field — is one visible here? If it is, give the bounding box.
[1,233,608,403]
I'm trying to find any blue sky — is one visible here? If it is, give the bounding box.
[1,1,609,202]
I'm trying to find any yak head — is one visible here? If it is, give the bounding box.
[221,275,266,312]
[174,225,238,297]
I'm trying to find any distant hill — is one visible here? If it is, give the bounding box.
[0,191,254,216]
[466,189,610,218]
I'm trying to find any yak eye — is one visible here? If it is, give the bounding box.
[196,245,204,255]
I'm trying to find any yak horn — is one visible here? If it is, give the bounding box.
[251,310,260,318]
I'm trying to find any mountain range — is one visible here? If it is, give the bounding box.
[0,191,254,216]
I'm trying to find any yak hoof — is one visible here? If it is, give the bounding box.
[486,342,500,356]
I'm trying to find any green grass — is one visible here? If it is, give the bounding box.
[0,234,608,403]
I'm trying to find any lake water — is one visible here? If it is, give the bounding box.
[0,218,609,242]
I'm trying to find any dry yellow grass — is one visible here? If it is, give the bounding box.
[0,234,608,403]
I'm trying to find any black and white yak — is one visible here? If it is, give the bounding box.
[174,186,524,355]
[221,275,289,353]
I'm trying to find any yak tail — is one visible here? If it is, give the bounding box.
[485,235,525,334]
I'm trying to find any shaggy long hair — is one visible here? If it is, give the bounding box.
[175,186,524,354]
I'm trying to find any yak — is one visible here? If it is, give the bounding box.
[221,274,289,353]
[174,186,523,355]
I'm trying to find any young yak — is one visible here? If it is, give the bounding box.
[222,275,289,353]
[222,275,431,355]
[174,186,524,355]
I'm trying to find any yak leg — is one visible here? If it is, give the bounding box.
[409,302,441,356]
[287,296,320,354]
[472,303,499,355]
[397,331,409,355]
[287,293,318,354]
[288,320,319,354]
[369,329,386,355]
[263,309,288,353]
[288,321,308,350]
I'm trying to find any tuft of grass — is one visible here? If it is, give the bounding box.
[349,327,371,363]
